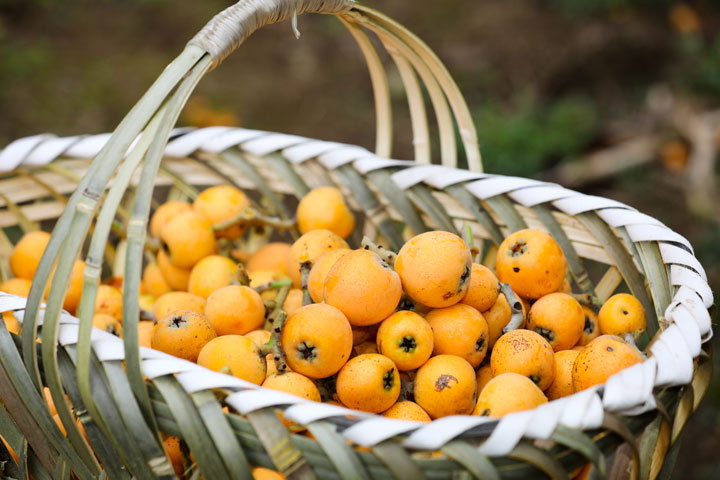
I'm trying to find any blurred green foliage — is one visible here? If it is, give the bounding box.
[476,94,598,176]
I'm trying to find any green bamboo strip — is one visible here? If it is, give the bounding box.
[531,205,595,295]
[69,347,160,479]
[75,107,165,450]
[655,433,683,480]
[158,165,200,199]
[595,266,623,302]
[550,426,606,478]
[334,164,405,250]
[0,228,14,283]
[0,396,23,457]
[576,213,657,337]
[245,408,316,480]
[53,459,70,480]
[617,226,643,272]
[18,168,69,206]
[506,442,570,479]
[221,149,293,219]
[351,14,457,168]
[445,185,504,244]
[385,51,431,164]
[153,376,230,479]
[602,412,640,480]
[22,44,208,394]
[635,241,672,330]
[18,440,30,480]
[0,312,86,476]
[371,441,427,480]
[56,348,130,480]
[441,441,500,480]
[123,56,211,435]
[42,162,82,183]
[366,170,427,235]
[0,192,39,233]
[639,416,664,480]
[306,421,371,480]
[483,196,527,233]
[339,17,392,158]
[101,361,173,479]
[27,450,52,480]
[406,185,458,233]
[191,390,253,479]
[350,5,483,171]
[265,153,311,198]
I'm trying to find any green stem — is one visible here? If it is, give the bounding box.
[300,260,313,306]
[361,236,397,267]
[212,208,297,232]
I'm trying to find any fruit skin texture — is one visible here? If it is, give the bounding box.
[426,304,489,368]
[161,210,219,269]
[198,335,266,384]
[336,354,400,414]
[572,335,644,392]
[491,329,556,391]
[297,186,355,239]
[413,354,477,419]
[94,285,123,322]
[287,229,349,287]
[577,306,600,347]
[142,262,171,298]
[395,231,472,309]
[152,310,217,363]
[247,242,292,275]
[188,255,237,299]
[10,231,51,280]
[307,248,350,303]
[381,401,431,422]
[281,303,353,379]
[150,201,192,239]
[323,249,402,326]
[92,313,123,337]
[246,329,277,378]
[473,372,548,417]
[495,229,567,300]
[153,291,206,322]
[598,293,646,339]
[545,349,580,400]
[527,292,584,351]
[263,372,321,402]
[461,263,500,313]
[376,310,433,371]
[249,269,292,301]
[193,185,251,239]
[1,277,31,297]
[253,467,286,480]
[205,285,265,336]
[137,320,154,349]
[283,289,303,317]
[162,435,185,478]
[46,259,85,314]
[476,364,494,395]
[157,249,192,291]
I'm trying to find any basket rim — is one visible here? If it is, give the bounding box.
[0,127,713,456]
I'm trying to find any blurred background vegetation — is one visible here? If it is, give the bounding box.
[1,0,718,477]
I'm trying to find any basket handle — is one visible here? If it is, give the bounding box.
[185,0,482,171]
[188,0,354,68]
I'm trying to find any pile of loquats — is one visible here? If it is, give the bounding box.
[1,183,649,479]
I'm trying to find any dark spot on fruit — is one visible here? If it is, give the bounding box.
[458,264,471,292]
[513,267,520,273]
[478,408,490,416]
[383,369,395,390]
[622,309,628,315]
[529,375,541,385]
[442,291,454,300]
[435,374,458,391]
[475,335,486,352]
[607,346,614,352]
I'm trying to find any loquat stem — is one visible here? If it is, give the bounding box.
[253,279,293,294]
[570,293,603,307]
[269,311,288,374]
[462,224,480,263]
[361,236,397,267]
[499,282,525,334]
[300,260,313,306]
[212,207,297,232]
[234,264,251,287]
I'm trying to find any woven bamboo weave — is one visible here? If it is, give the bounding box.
[0,1,713,479]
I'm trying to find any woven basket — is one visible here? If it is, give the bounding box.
[0,1,713,479]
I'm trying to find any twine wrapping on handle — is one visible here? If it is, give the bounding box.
[188,0,354,67]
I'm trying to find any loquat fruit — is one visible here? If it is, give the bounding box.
[527,292,584,351]
[205,285,265,336]
[287,229,349,287]
[188,255,237,299]
[160,210,218,269]
[153,291,206,321]
[150,201,192,239]
[151,310,216,362]
[491,329,555,390]
[545,349,580,400]
[10,231,51,280]
[381,401,431,422]
[246,242,292,275]
[414,354,477,419]
[336,354,401,414]
[297,186,355,239]
[473,372,547,417]
[376,310,433,371]
[426,304,489,368]
[307,248,350,303]
[193,185,251,239]
[197,335,266,384]
[461,263,500,313]
[572,335,644,392]
[598,293,646,340]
